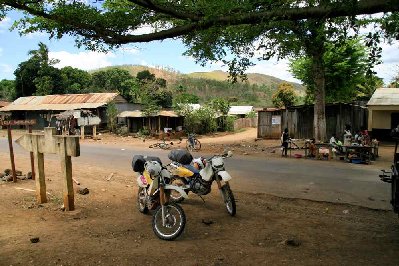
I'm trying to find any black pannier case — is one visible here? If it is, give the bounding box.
[132,155,162,172]
[168,149,193,165]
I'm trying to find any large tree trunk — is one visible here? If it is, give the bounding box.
[311,52,327,142]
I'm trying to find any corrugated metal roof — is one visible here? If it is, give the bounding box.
[228,106,254,115]
[1,93,120,111]
[118,110,179,118]
[368,88,399,106]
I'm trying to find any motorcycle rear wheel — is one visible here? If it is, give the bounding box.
[152,203,186,240]
[137,187,149,214]
[221,184,236,216]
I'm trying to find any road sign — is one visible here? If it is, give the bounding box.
[0,119,36,126]
[16,127,80,211]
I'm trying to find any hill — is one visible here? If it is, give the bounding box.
[93,65,305,107]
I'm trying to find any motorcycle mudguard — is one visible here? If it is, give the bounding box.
[200,164,213,181]
[165,184,189,198]
[218,171,232,182]
[136,176,148,188]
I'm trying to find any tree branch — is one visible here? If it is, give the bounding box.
[127,0,202,21]
[3,0,399,44]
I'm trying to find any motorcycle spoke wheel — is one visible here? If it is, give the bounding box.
[221,184,236,216]
[152,203,186,241]
[169,178,186,203]
[137,187,148,214]
[186,139,193,151]
[193,139,201,151]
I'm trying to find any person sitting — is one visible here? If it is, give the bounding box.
[330,133,343,155]
[308,138,317,158]
[361,128,371,146]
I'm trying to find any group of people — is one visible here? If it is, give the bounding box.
[280,124,371,158]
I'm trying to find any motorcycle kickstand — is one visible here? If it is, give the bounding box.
[197,195,206,203]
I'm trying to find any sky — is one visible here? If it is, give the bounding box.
[0,11,398,85]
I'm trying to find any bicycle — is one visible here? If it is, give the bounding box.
[186,133,201,151]
[149,139,171,150]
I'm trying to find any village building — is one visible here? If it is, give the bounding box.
[367,88,399,140]
[0,93,139,130]
[228,105,254,118]
[117,110,183,134]
[257,103,368,141]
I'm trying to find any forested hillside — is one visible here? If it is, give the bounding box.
[94,65,305,107]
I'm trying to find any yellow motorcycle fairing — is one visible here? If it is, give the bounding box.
[173,166,194,178]
[143,170,153,184]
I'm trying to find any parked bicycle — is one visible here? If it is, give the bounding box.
[149,139,172,150]
[186,133,201,151]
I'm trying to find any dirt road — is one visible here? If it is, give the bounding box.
[1,129,398,265]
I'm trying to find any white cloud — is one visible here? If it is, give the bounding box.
[129,25,156,35]
[139,60,155,68]
[25,31,47,39]
[248,58,301,83]
[0,47,3,57]
[0,63,13,76]
[120,46,140,55]
[49,51,116,70]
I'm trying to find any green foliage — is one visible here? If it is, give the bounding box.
[210,98,230,115]
[225,116,236,132]
[290,38,380,102]
[245,111,257,118]
[90,68,134,100]
[0,79,16,101]
[106,101,118,133]
[136,70,155,84]
[173,93,200,104]
[272,82,297,108]
[34,76,54,96]
[138,127,150,137]
[184,106,217,134]
[60,66,92,94]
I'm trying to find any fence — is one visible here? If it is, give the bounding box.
[234,117,257,131]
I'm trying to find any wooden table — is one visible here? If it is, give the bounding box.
[315,143,332,160]
[304,142,332,160]
[343,145,373,164]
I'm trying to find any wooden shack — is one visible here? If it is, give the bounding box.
[258,103,368,141]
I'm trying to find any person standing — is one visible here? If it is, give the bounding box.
[343,124,352,146]
[281,128,289,157]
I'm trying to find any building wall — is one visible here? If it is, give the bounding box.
[371,110,393,129]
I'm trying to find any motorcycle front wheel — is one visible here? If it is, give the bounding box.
[221,184,236,216]
[137,187,149,214]
[152,203,186,240]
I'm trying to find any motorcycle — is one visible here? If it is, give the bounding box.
[379,136,399,216]
[133,155,188,240]
[167,149,236,216]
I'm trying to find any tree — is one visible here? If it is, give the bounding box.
[60,66,92,94]
[90,68,135,100]
[106,101,118,133]
[136,70,155,84]
[0,79,16,101]
[272,83,297,108]
[14,42,61,97]
[3,1,399,139]
[210,98,230,131]
[290,38,379,103]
